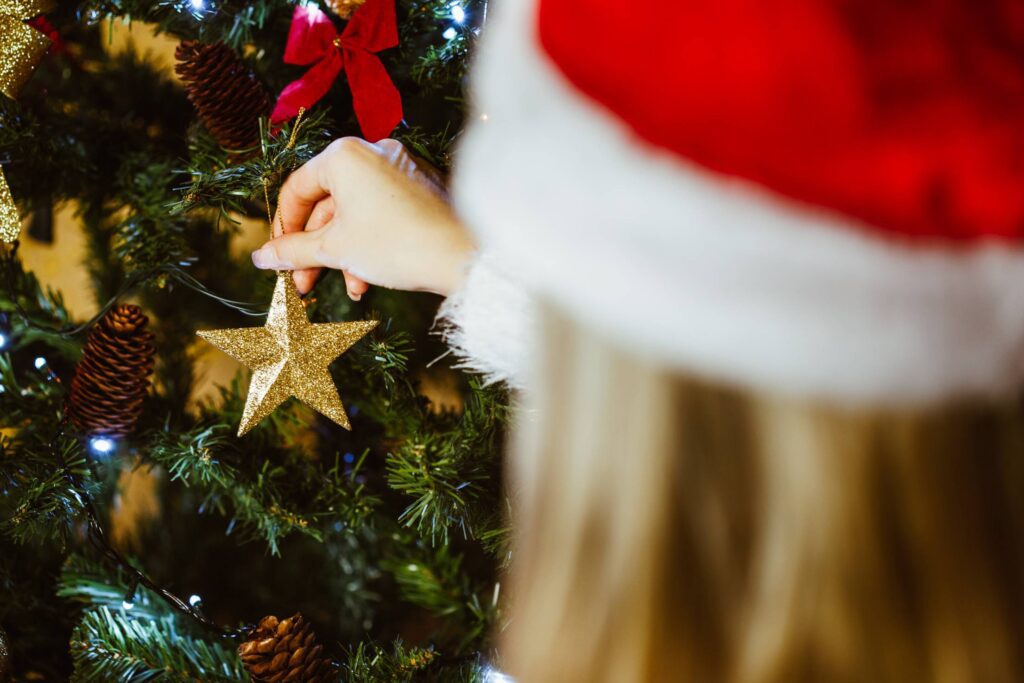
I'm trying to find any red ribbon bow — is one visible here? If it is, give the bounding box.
[271,0,403,141]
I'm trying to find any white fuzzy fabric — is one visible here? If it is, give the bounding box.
[436,252,533,390]
[445,0,1024,405]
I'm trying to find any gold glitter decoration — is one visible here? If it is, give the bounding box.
[198,271,377,436]
[0,169,18,243]
[0,0,52,100]
[0,0,52,244]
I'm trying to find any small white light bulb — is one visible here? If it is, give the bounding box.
[0,332,7,349]
[483,667,516,683]
[189,594,202,607]
[33,357,46,369]
[451,3,466,24]
[121,598,135,610]
[190,0,205,9]
[443,27,458,40]
[90,437,115,455]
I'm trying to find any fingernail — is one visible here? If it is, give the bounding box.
[252,246,286,269]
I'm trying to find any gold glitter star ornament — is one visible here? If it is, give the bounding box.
[0,0,53,243]
[198,271,378,436]
[0,0,51,100]
[0,171,18,243]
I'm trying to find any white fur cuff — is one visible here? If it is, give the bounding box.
[436,253,533,390]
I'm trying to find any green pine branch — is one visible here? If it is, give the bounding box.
[384,543,498,653]
[70,607,244,682]
[112,156,192,274]
[77,0,289,49]
[174,110,334,223]
[0,256,78,357]
[0,434,89,548]
[144,419,324,554]
[341,639,487,683]
[61,556,245,681]
[0,0,510,676]
[385,380,509,544]
[59,554,167,622]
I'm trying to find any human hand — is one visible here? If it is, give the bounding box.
[251,137,475,299]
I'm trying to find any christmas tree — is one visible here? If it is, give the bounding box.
[0,1,509,680]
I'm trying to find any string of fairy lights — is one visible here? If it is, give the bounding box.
[182,0,475,35]
[3,0,514,676]
[0,237,255,637]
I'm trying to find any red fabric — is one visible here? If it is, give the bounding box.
[537,0,1024,242]
[271,0,402,142]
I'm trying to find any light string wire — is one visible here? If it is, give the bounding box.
[3,108,490,671]
[2,242,267,340]
[56,410,247,638]
[0,116,315,640]
[0,239,257,638]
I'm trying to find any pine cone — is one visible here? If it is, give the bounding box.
[239,614,335,682]
[68,304,155,438]
[325,0,367,19]
[175,40,272,151]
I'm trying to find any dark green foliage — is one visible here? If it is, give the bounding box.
[0,435,88,548]
[144,419,328,554]
[0,0,507,680]
[340,640,485,682]
[112,156,192,274]
[70,608,244,682]
[176,110,332,213]
[61,555,246,680]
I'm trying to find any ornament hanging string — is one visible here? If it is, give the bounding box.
[205,107,382,437]
[263,106,307,240]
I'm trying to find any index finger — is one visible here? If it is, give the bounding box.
[275,148,332,238]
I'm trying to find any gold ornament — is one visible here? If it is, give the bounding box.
[198,271,377,436]
[0,0,53,243]
[325,0,367,19]
[0,0,51,100]
[0,169,17,243]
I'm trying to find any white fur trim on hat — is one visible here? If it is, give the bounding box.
[451,0,1024,405]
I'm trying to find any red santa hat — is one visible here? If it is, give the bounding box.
[453,0,1024,404]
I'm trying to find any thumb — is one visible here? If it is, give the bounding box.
[251,229,327,272]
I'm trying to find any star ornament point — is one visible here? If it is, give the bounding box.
[197,271,378,437]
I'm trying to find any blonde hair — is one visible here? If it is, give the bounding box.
[504,306,1024,682]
